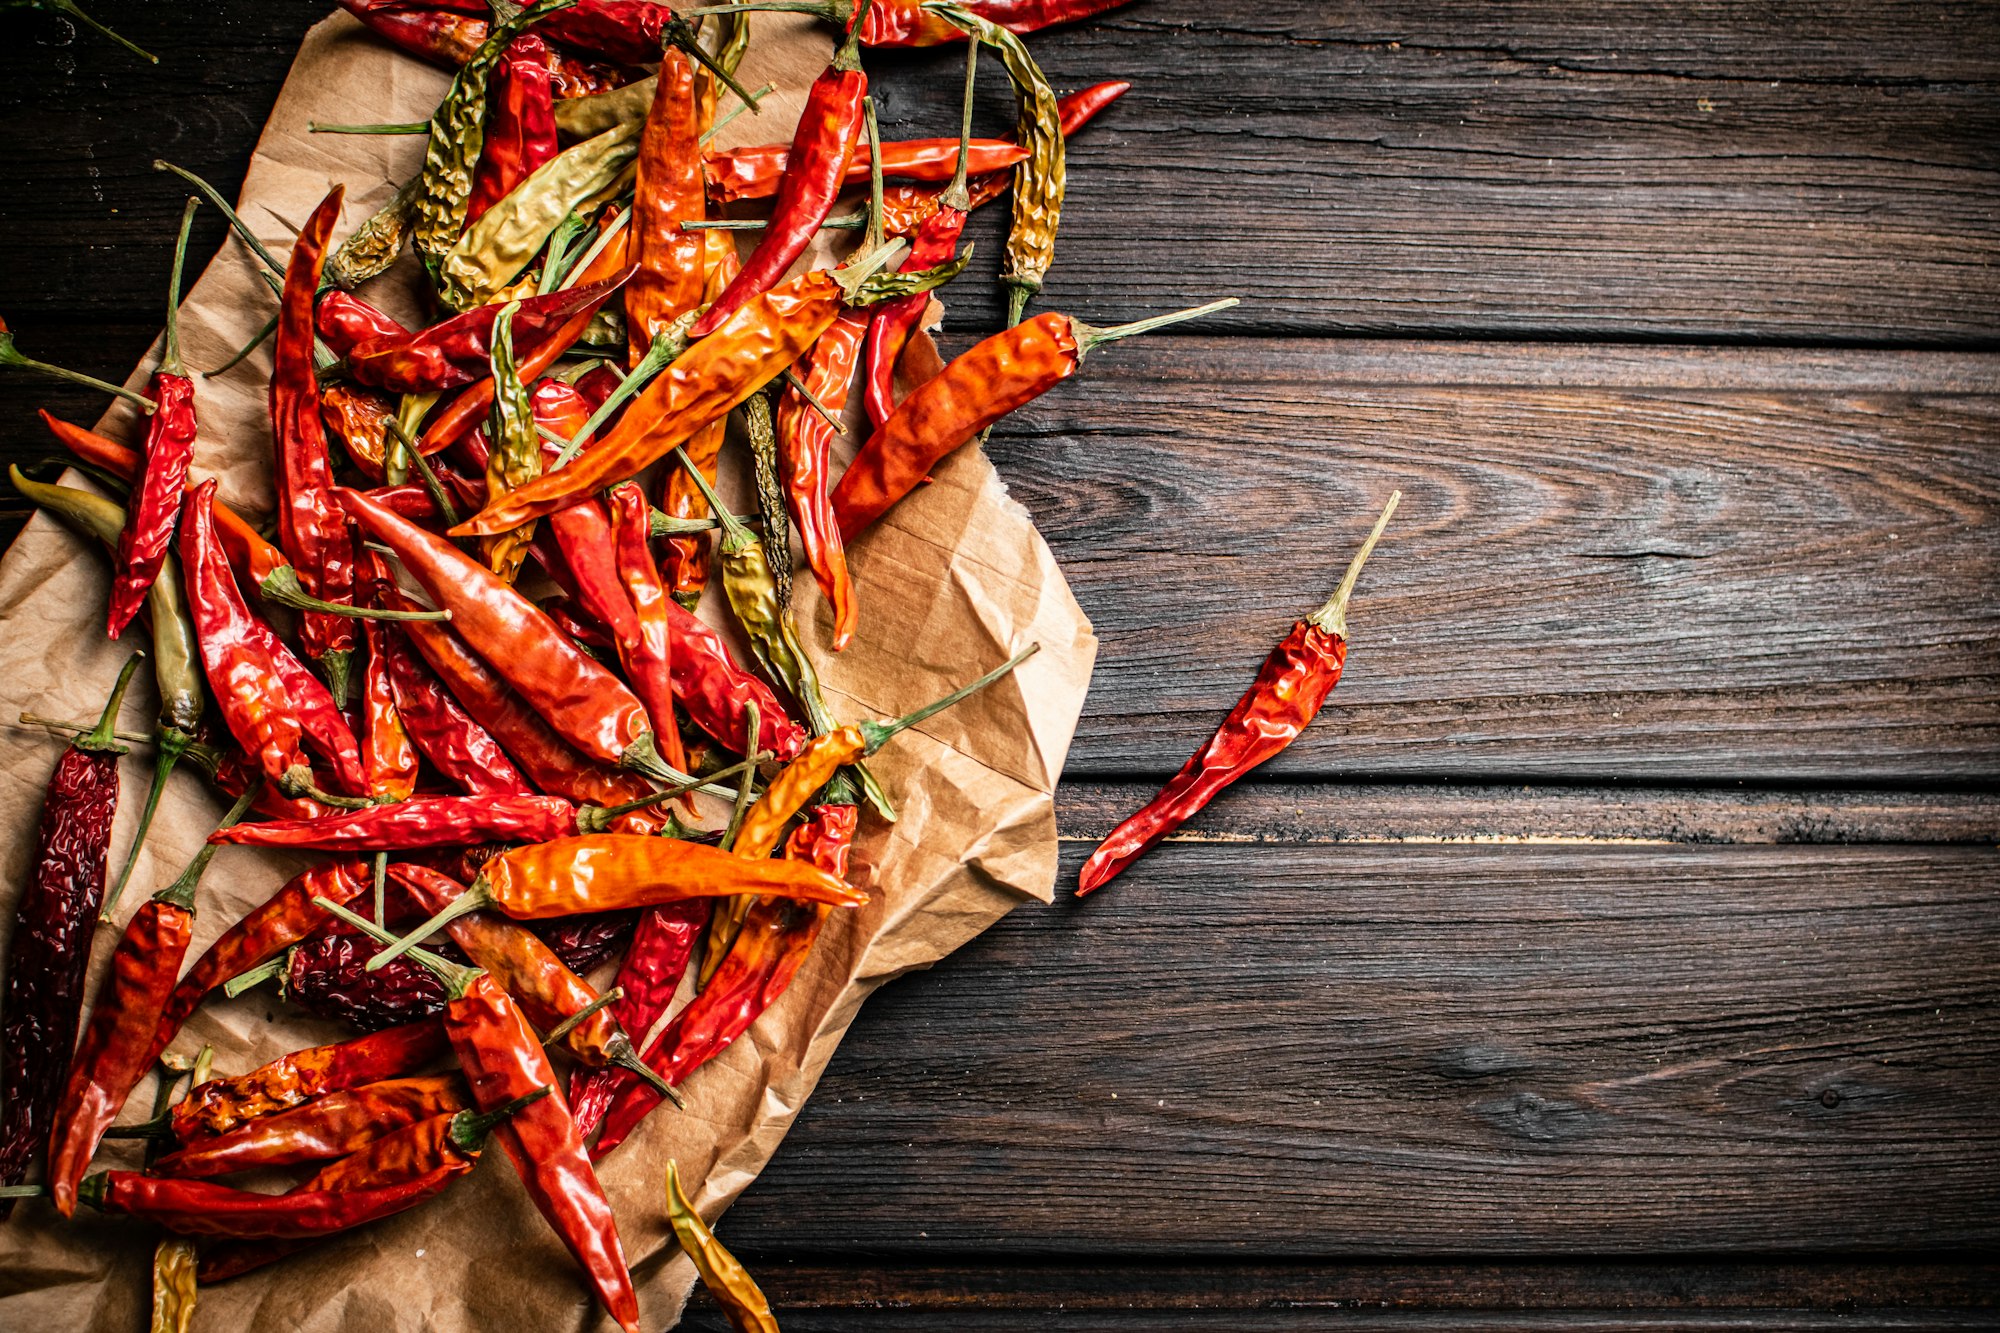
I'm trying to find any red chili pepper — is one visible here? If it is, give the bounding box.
[606,482,688,775]
[832,301,1236,543]
[336,486,681,783]
[625,47,704,358]
[169,1019,450,1143]
[151,1073,467,1179]
[78,1163,466,1239]
[46,784,256,1216]
[777,311,865,649]
[287,928,455,1032]
[565,898,706,1135]
[385,588,671,827]
[206,782,732,852]
[1079,496,1400,894]
[39,410,287,590]
[345,270,631,395]
[359,559,422,805]
[859,0,1136,44]
[664,596,808,760]
[315,290,409,358]
[589,802,856,1153]
[273,188,361,697]
[0,657,142,1214]
[320,383,397,483]
[466,33,560,224]
[658,227,740,603]
[107,198,201,639]
[689,12,871,338]
[703,134,1027,204]
[336,0,629,97]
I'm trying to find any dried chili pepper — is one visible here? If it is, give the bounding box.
[703,133,1026,204]
[664,594,808,759]
[834,300,1236,541]
[664,1159,780,1333]
[607,481,690,775]
[8,469,208,920]
[338,0,627,98]
[107,197,202,639]
[865,0,1135,43]
[466,32,561,225]
[359,564,421,808]
[194,1090,543,1283]
[0,655,142,1214]
[313,907,641,1332]
[46,783,256,1216]
[590,802,857,1154]
[77,1163,466,1239]
[315,290,410,359]
[565,897,707,1132]
[150,1229,197,1333]
[777,311,864,646]
[320,383,397,482]
[169,1019,450,1144]
[477,303,544,580]
[454,242,958,535]
[286,930,452,1032]
[1079,495,1401,894]
[345,269,630,394]
[151,1073,468,1179]
[658,223,741,604]
[336,486,685,784]
[689,0,875,337]
[626,47,704,363]
[0,313,156,411]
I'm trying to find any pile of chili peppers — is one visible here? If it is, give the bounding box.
[0,0,1393,1326]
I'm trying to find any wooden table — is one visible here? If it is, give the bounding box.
[2,3,1995,1327]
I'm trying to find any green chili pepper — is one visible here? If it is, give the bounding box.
[328,178,423,292]
[480,304,542,583]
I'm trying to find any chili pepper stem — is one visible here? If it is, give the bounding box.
[100,726,192,920]
[672,447,757,547]
[1072,297,1241,360]
[14,713,178,753]
[941,38,980,210]
[541,988,622,1047]
[448,1086,552,1151]
[159,197,200,377]
[363,885,497,972]
[0,329,157,413]
[281,765,373,810]
[864,95,886,253]
[221,955,285,999]
[682,214,867,232]
[857,642,1039,751]
[41,0,157,62]
[664,17,764,113]
[576,755,762,832]
[698,85,776,146]
[372,851,389,927]
[555,322,688,469]
[71,652,146,756]
[650,511,722,537]
[152,161,285,281]
[308,121,430,135]
[259,565,451,621]
[0,1184,46,1199]
[204,310,278,378]
[837,0,875,65]
[312,895,481,997]
[320,651,354,712]
[151,781,256,913]
[781,370,844,436]
[1305,491,1401,639]
[612,1041,684,1106]
[721,703,761,851]
[389,420,461,527]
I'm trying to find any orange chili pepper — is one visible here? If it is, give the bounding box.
[625,48,705,363]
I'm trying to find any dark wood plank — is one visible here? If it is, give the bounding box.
[938,339,2000,783]
[713,841,2000,1254]
[1,2,1996,341]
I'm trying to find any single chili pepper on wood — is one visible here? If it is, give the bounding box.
[108,197,202,639]
[272,188,361,701]
[151,1073,468,1179]
[169,1019,450,1144]
[690,1,875,337]
[664,1158,781,1332]
[78,1163,466,1239]
[833,300,1236,542]
[0,655,143,1214]
[316,908,642,1332]
[1079,495,1401,894]
[45,783,256,1216]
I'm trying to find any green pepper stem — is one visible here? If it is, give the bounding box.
[389,420,462,527]
[316,895,482,997]
[448,1086,552,1151]
[665,17,764,112]
[541,988,622,1047]
[372,850,389,927]
[280,765,373,810]
[1073,297,1240,358]
[863,94,886,252]
[152,161,285,283]
[649,510,721,537]
[610,1037,683,1105]
[942,36,979,210]
[363,884,496,973]
[72,652,145,756]
[260,565,450,621]
[858,642,1039,753]
[1306,491,1401,639]
[308,121,430,135]
[721,704,761,851]
[781,370,845,437]
[671,447,759,549]
[43,0,157,61]
[0,1183,45,1199]
[555,322,686,469]
[318,649,353,711]
[618,730,749,801]
[150,780,259,913]
[203,310,278,379]
[699,83,775,146]
[536,210,593,296]
[101,728,191,920]
[0,331,157,413]
[836,0,874,67]
[221,954,286,999]
[578,755,761,832]
[676,2,833,18]
[682,213,868,233]
[160,197,200,377]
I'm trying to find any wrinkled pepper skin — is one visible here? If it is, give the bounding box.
[170,1019,450,1143]
[80,1164,464,1240]
[566,897,707,1134]
[108,373,197,638]
[345,272,629,395]
[476,834,865,917]
[466,33,560,224]
[160,861,370,1036]
[151,1074,468,1179]
[705,136,1027,204]
[288,929,453,1032]
[625,48,705,357]
[213,795,579,852]
[778,311,865,646]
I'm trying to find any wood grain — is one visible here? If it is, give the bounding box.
[716,841,2000,1254]
[1,2,1996,341]
[937,338,2000,783]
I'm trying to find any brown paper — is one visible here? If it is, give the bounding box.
[0,13,1094,1329]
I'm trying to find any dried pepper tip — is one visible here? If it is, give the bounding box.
[1305,490,1402,641]
[258,565,452,622]
[857,642,1040,753]
[0,316,158,413]
[1072,297,1241,360]
[663,1160,780,1333]
[447,1085,553,1152]
[68,651,147,756]
[148,780,260,913]
[29,0,158,63]
[319,650,356,713]
[159,196,201,378]
[312,895,483,999]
